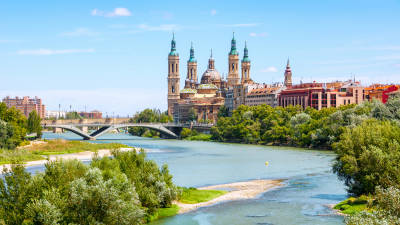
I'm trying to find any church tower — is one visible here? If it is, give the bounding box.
[227,33,239,87]
[241,41,251,84]
[167,33,180,116]
[284,58,292,87]
[185,42,197,89]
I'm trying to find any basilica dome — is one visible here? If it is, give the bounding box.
[201,68,221,84]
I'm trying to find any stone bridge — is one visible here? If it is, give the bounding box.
[42,120,213,140]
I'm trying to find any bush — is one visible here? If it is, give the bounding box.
[333,119,400,195]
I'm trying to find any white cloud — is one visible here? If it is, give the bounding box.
[17,49,95,56]
[261,67,278,73]
[91,8,132,17]
[223,23,259,27]
[211,9,217,16]
[0,39,21,43]
[249,32,268,37]
[60,28,99,37]
[362,46,400,51]
[137,24,180,32]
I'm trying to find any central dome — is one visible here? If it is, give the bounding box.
[201,68,221,84]
[201,50,221,84]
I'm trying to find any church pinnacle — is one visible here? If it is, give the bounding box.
[229,32,238,55]
[169,32,178,56]
[188,42,196,62]
[242,41,250,62]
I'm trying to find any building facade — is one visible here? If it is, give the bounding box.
[169,34,254,123]
[2,96,45,118]
[245,83,285,107]
[278,80,364,110]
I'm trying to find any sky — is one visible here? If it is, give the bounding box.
[1,0,400,115]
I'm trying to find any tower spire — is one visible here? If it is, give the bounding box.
[169,33,178,56]
[210,48,213,58]
[242,41,249,61]
[229,32,238,55]
[188,41,196,62]
[286,58,290,68]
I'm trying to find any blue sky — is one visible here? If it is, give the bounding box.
[1,0,399,115]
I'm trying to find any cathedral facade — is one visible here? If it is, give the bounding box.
[167,34,253,123]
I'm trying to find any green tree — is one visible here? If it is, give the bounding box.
[217,105,229,118]
[333,119,400,195]
[27,110,42,138]
[188,108,197,122]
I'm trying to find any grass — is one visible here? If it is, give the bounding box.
[148,204,180,222]
[21,139,130,155]
[179,187,227,204]
[333,196,370,215]
[0,139,131,165]
[0,149,44,165]
[184,134,212,141]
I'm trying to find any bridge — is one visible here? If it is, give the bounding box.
[42,119,213,140]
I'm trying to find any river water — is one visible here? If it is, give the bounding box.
[38,132,346,225]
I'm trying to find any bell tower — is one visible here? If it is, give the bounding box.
[168,33,180,116]
[185,42,197,89]
[284,58,292,88]
[227,32,239,87]
[241,41,251,84]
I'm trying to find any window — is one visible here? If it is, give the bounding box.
[172,85,175,93]
[176,64,178,73]
[172,64,174,72]
[232,63,235,71]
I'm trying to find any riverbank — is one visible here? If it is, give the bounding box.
[0,139,139,171]
[176,179,283,214]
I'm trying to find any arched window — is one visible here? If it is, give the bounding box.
[175,64,178,73]
[232,63,234,71]
[172,64,174,73]
[172,85,175,93]
[191,68,193,79]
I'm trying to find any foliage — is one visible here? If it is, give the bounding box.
[217,105,229,118]
[346,186,400,225]
[188,108,197,122]
[179,187,227,204]
[334,196,370,215]
[0,102,27,149]
[333,119,400,195]
[65,111,83,120]
[128,109,172,138]
[0,150,180,224]
[27,110,42,138]
[185,133,212,141]
[91,150,180,216]
[180,128,193,138]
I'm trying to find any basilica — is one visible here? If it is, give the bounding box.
[167,33,254,123]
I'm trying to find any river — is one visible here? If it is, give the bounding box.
[37,132,346,225]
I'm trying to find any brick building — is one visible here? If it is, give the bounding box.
[2,96,45,118]
[278,81,364,110]
[79,110,102,119]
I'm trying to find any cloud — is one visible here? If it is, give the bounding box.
[261,67,278,73]
[137,24,180,32]
[210,9,217,16]
[249,32,268,37]
[60,28,99,37]
[91,8,132,17]
[17,49,95,56]
[223,23,259,27]
[0,39,21,43]
[361,46,400,51]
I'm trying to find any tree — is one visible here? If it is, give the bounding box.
[27,110,42,138]
[333,119,400,195]
[346,186,400,225]
[188,108,197,122]
[217,105,229,118]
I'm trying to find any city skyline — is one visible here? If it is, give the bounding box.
[1,0,400,114]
